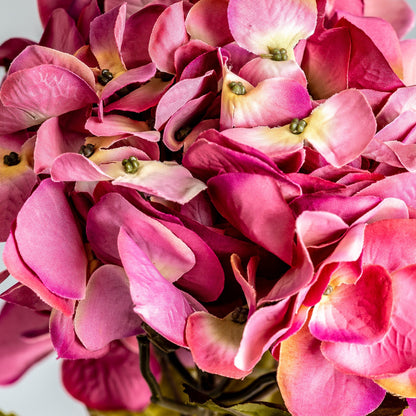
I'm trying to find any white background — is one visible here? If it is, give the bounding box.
[1,0,416,415]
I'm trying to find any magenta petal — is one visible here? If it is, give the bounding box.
[278,322,385,416]
[1,65,97,121]
[14,179,87,299]
[89,4,126,74]
[0,283,50,312]
[0,303,52,385]
[118,228,204,347]
[185,311,250,379]
[62,342,158,411]
[122,4,166,68]
[39,8,84,54]
[74,265,142,351]
[322,264,416,377]
[0,101,43,134]
[148,2,189,74]
[208,173,295,264]
[310,265,393,344]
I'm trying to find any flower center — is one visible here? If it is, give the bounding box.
[122,156,140,174]
[3,151,21,166]
[175,126,193,142]
[79,143,95,158]
[228,81,246,95]
[323,285,334,296]
[269,47,288,61]
[231,305,249,324]
[289,118,307,134]
[97,69,114,86]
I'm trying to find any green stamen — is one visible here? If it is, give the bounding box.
[323,285,334,296]
[231,305,249,324]
[289,118,307,135]
[269,47,288,61]
[97,69,114,86]
[122,156,140,174]
[228,81,246,95]
[3,151,20,166]
[79,143,95,158]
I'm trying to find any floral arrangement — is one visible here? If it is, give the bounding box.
[2,0,416,415]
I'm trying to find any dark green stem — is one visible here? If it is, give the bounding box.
[216,371,277,406]
[167,351,198,386]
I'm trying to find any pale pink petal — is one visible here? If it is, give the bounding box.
[62,342,158,411]
[305,89,376,167]
[14,179,88,299]
[401,40,416,86]
[278,321,385,416]
[118,228,204,347]
[228,0,317,57]
[185,311,249,379]
[375,367,416,398]
[239,57,307,87]
[111,160,207,204]
[310,265,392,344]
[1,65,97,121]
[185,0,233,47]
[90,4,126,74]
[364,0,415,39]
[74,265,142,351]
[0,303,52,385]
[85,114,158,141]
[220,70,312,129]
[208,172,295,264]
[148,2,189,74]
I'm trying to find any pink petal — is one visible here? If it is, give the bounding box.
[0,283,50,312]
[1,65,97,121]
[228,0,317,56]
[62,342,158,411]
[401,40,416,86]
[14,179,88,299]
[375,367,416,398]
[8,45,96,88]
[305,89,376,167]
[50,309,109,359]
[3,227,75,316]
[148,2,189,74]
[185,0,233,47]
[239,57,307,87]
[322,264,416,377]
[89,4,127,74]
[185,311,249,379]
[220,70,312,129]
[74,265,143,351]
[0,303,52,385]
[208,172,295,264]
[100,62,156,101]
[118,228,204,347]
[364,0,415,39]
[278,321,385,416]
[310,265,392,344]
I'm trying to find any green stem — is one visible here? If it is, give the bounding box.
[216,371,277,406]
[167,351,198,386]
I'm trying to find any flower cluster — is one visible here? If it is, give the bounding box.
[2,0,416,415]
